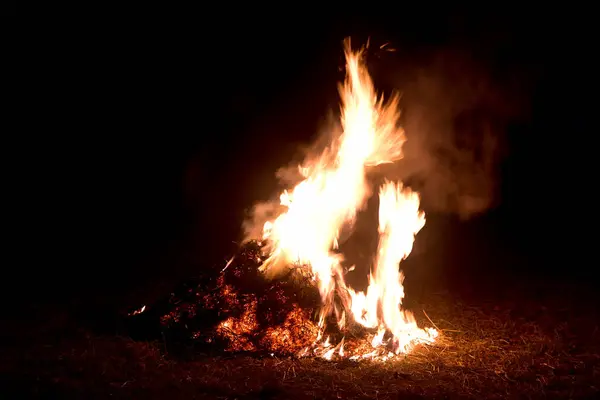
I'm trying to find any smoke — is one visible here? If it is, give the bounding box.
[242,44,530,243]
[375,46,529,218]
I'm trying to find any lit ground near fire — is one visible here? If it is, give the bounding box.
[5,283,599,399]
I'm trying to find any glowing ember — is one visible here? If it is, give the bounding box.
[128,305,146,316]
[243,39,438,360]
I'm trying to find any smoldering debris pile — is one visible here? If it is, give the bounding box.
[126,241,321,356]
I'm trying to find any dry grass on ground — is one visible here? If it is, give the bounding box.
[2,289,599,399]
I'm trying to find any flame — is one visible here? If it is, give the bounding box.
[347,181,437,355]
[128,305,146,316]
[249,39,437,360]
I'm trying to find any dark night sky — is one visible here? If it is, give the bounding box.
[27,12,598,305]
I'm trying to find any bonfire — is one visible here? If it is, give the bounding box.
[129,39,438,361]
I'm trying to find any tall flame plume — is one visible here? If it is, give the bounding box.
[249,40,437,360]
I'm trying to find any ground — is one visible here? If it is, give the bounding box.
[3,278,599,399]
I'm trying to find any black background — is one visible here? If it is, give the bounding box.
[24,10,598,309]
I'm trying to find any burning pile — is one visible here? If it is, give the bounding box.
[153,242,321,356]
[129,40,437,361]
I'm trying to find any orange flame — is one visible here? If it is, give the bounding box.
[249,39,437,360]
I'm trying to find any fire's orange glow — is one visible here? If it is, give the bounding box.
[248,40,437,360]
